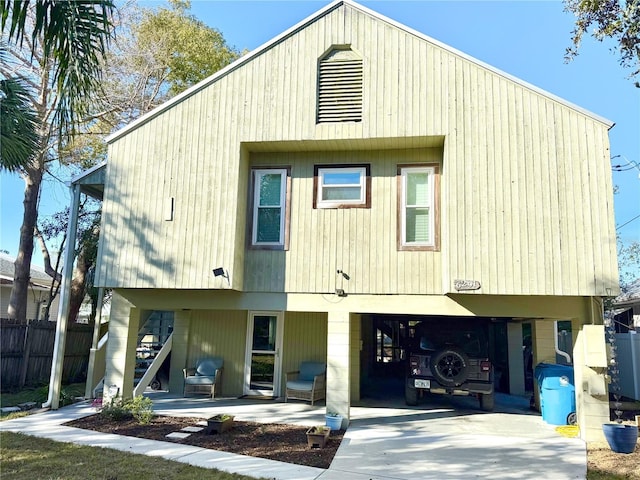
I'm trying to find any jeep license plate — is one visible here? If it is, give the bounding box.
[414,379,430,389]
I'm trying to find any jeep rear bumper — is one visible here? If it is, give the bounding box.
[406,377,493,395]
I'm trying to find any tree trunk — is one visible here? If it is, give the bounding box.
[7,167,43,321]
[43,246,64,321]
[68,243,91,324]
[7,55,50,322]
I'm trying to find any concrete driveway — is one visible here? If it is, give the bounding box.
[321,393,586,480]
[1,392,585,480]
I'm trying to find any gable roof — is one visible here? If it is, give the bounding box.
[106,0,613,144]
[614,278,640,308]
[0,253,53,289]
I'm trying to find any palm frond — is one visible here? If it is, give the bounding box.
[1,0,116,136]
[0,76,40,171]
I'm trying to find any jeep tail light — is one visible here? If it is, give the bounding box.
[480,360,491,372]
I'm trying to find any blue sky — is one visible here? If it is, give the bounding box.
[1,0,638,277]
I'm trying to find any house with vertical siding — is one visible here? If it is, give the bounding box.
[89,0,618,441]
[1,253,60,322]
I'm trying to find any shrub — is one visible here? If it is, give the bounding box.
[59,387,74,407]
[125,396,154,425]
[99,397,132,421]
[98,395,154,425]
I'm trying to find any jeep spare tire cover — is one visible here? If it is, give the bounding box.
[430,348,470,386]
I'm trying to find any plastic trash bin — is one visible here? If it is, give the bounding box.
[534,363,576,425]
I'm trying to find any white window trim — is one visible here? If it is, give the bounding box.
[401,166,435,247]
[252,168,287,246]
[316,166,367,208]
[243,311,284,397]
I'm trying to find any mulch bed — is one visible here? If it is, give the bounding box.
[65,414,343,469]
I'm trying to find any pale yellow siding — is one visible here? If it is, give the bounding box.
[281,311,328,393]
[97,3,617,297]
[246,148,442,294]
[183,310,328,396]
[186,310,248,396]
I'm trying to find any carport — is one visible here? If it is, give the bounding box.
[358,314,575,402]
[359,314,512,401]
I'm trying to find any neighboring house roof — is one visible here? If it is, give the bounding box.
[614,278,640,309]
[0,253,53,290]
[106,0,613,145]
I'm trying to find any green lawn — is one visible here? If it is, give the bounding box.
[0,382,86,409]
[0,431,264,480]
[0,383,86,421]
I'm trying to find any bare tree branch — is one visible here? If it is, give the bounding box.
[34,226,63,282]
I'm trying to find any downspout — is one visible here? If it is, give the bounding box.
[43,183,80,409]
[554,320,572,364]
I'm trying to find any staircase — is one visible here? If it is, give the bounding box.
[134,311,174,391]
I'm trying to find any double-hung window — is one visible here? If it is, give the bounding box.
[399,165,439,250]
[251,168,289,248]
[314,165,370,208]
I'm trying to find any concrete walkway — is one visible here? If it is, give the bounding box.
[0,393,587,480]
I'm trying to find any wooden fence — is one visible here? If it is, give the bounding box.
[1,318,93,390]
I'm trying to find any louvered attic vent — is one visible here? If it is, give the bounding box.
[317,47,363,123]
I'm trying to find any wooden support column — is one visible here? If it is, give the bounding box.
[169,310,191,394]
[103,292,140,402]
[326,311,351,428]
[46,183,81,409]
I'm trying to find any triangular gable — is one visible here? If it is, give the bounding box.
[107,0,612,144]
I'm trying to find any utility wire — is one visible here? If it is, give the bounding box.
[611,154,640,173]
[617,214,640,230]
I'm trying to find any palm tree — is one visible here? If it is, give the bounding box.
[0,0,116,322]
[1,0,116,136]
[0,77,40,171]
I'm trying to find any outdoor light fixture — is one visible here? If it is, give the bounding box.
[335,269,349,297]
[107,384,119,397]
[337,269,350,280]
[213,267,230,286]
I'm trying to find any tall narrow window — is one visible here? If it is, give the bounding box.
[317,47,363,123]
[251,168,289,248]
[399,165,439,250]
